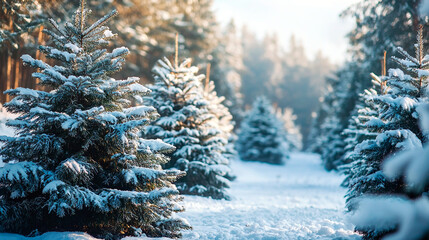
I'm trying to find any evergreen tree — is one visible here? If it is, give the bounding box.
[341,53,388,185]
[310,0,429,157]
[172,0,218,70]
[346,26,429,239]
[144,57,232,200]
[203,79,236,153]
[210,20,245,127]
[0,0,45,49]
[341,77,387,205]
[306,75,340,154]
[236,96,289,165]
[276,107,302,151]
[350,103,429,240]
[315,64,364,170]
[0,1,191,238]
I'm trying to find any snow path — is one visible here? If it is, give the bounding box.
[178,152,360,240]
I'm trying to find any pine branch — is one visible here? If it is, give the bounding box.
[48,18,67,39]
[82,9,118,37]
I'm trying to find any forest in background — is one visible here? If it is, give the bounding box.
[0,0,334,142]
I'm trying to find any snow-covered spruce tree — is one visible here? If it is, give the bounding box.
[0,1,191,238]
[143,57,232,200]
[346,26,429,239]
[236,96,289,165]
[309,65,362,170]
[341,73,388,203]
[341,54,387,187]
[276,108,302,151]
[350,103,429,240]
[203,79,237,181]
[0,0,45,49]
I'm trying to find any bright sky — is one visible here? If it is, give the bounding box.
[213,0,360,64]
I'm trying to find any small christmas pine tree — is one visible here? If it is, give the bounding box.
[236,96,289,165]
[203,77,237,180]
[0,1,190,238]
[143,57,232,200]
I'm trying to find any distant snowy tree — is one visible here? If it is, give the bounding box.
[346,26,429,239]
[210,20,245,126]
[0,0,45,49]
[144,57,232,200]
[314,65,361,170]
[0,1,191,238]
[276,108,302,151]
[263,33,284,92]
[236,96,289,165]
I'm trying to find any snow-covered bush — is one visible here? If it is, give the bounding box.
[236,96,289,165]
[0,1,190,238]
[143,57,232,200]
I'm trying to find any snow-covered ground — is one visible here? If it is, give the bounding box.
[179,153,359,240]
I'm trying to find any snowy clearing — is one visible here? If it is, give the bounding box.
[178,152,360,240]
[0,150,359,240]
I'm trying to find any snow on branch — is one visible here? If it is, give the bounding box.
[82,9,118,36]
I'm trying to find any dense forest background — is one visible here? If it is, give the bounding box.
[0,0,334,143]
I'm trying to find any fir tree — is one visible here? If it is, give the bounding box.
[311,0,429,159]
[276,108,302,151]
[143,56,232,200]
[346,26,429,239]
[236,96,289,165]
[315,65,363,170]
[341,52,388,186]
[202,78,237,181]
[350,103,429,240]
[0,1,191,238]
[0,0,45,49]
[210,20,245,127]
